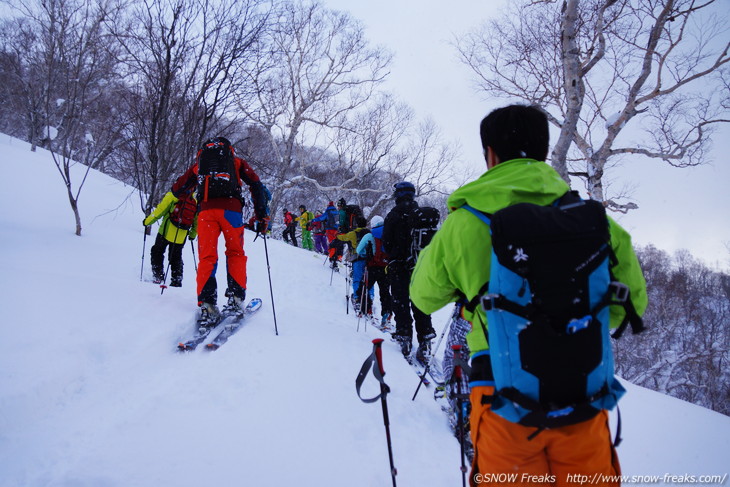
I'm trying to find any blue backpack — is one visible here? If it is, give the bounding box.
[462,191,643,434]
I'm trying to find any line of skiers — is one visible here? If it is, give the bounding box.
[144,104,651,486]
[142,136,437,366]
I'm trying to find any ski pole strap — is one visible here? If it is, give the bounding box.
[451,345,472,380]
[356,339,390,403]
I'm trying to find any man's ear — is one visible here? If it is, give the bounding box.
[486,147,500,169]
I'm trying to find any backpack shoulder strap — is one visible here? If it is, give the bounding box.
[457,204,493,313]
[461,204,492,226]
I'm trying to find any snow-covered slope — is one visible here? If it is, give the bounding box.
[1,135,728,486]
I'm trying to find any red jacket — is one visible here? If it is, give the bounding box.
[284,211,295,226]
[172,156,268,218]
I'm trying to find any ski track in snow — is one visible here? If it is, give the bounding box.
[0,135,728,486]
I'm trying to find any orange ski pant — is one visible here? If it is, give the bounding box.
[196,208,247,304]
[469,386,621,487]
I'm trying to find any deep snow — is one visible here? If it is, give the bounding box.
[0,135,728,487]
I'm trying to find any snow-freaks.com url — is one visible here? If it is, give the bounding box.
[566,473,729,484]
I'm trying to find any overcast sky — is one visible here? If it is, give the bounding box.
[322,0,730,270]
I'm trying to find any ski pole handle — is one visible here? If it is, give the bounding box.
[373,338,385,376]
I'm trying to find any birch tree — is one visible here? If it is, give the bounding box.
[237,0,392,214]
[457,0,729,211]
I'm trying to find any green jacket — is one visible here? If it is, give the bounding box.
[410,158,648,355]
[143,191,198,243]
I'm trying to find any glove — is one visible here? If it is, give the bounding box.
[189,235,196,241]
[143,217,150,226]
[256,217,270,234]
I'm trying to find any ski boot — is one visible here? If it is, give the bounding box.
[380,312,393,332]
[415,340,432,366]
[351,294,361,315]
[392,334,412,358]
[222,294,245,318]
[197,302,221,331]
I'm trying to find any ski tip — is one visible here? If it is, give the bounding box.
[205,343,220,351]
[177,343,192,352]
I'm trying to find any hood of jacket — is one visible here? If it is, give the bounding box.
[446,159,570,214]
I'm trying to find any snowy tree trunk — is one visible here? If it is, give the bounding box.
[551,0,583,183]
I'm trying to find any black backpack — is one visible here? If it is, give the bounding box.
[196,138,241,202]
[408,206,440,265]
[343,204,364,233]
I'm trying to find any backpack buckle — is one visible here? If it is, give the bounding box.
[566,315,591,334]
[480,294,500,312]
[609,282,629,303]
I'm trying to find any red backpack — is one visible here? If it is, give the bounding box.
[169,194,197,230]
[367,236,389,267]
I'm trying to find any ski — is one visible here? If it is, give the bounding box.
[425,356,445,386]
[177,314,225,352]
[405,353,431,386]
[205,298,263,350]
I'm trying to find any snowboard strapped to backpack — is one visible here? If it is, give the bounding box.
[462,191,644,434]
[196,137,241,202]
[408,206,440,266]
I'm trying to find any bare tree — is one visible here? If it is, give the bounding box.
[456,0,729,212]
[614,245,730,415]
[0,0,125,235]
[110,0,270,215]
[237,0,392,214]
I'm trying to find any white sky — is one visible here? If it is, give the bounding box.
[323,0,730,270]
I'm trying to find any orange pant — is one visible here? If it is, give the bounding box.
[470,386,621,487]
[196,208,247,304]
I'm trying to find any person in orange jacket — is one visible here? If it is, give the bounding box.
[172,136,270,327]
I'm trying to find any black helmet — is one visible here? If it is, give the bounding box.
[299,205,306,211]
[283,208,287,213]
[337,198,346,207]
[393,181,416,199]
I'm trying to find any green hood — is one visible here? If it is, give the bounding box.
[447,159,570,214]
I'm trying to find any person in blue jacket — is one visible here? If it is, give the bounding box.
[356,215,392,327]
[311,201,342,269]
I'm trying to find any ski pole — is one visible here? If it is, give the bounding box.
[189,238,198,273]
[345,261,351,315]
[412,305,459,400]
[140,225,149,281]
[262,232,279,336]
[357,265,369,332]
[453,344,468,487]
[355,339,398,487]
[375,339,398,487]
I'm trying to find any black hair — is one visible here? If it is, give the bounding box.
[479,105,549,163]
